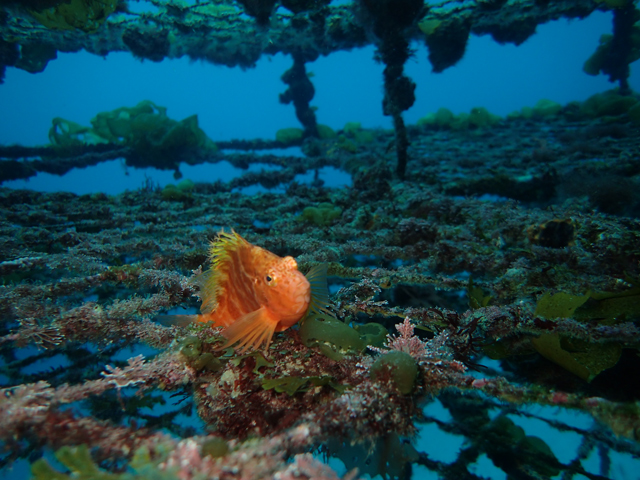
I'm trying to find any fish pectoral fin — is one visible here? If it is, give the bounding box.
[305,263,331,315]
[154,314,199,328]
[218,307,278,354]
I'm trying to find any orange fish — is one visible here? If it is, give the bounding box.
[192,230,329,353]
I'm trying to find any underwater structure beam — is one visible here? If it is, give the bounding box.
[0,0,604,72]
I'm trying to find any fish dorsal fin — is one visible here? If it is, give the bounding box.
[209,229,247,269]
[217,307,278,354]
[305,263,331,316]
[200,230,249,315]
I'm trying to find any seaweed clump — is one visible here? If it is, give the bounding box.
[48,101,217,175]
[370,350,418,394]
[298,202,342,226]
[29,0,117,32]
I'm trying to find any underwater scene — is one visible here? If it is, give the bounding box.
[1,0,640,478]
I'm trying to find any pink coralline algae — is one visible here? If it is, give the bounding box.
[370,317,431,361]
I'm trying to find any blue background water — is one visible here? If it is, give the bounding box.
[1,4,640,479]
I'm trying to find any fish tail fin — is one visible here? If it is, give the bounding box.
[305,263,331,315]
[217,307,277,354]
[155,314,200,328]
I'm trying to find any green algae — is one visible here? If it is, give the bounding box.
[298,311,387,360]
[353,322,387,348]
[161,179,195,201]
[343,122,362,136]
[581,285,640,321]
[467,278,492,309]
[333,134,358,153]
[478,283,640,381]
[418,18,442,36]
[176,179,195,192]
[201,437,229,458]
[275,127,304,144]
[431,107,455,128]
[468,106,500,128]
[531,333,622,382]
[536,284,640,323]
[32,444,179,480]
[261,375,344,395]
[530,285,640,381]
[299,313,367,360]
[179,335,223,372]
[49,101,216,170]
[417,107,455,128]
[579,90,638,118]
[161,184,193,202]
[370,351,418,395]
[229,351,275,374]
[342,122,375,144]
[534,292,590,318]
[417,106,500,130]
[30,0,118,32]
[298,202,342,226]
[532,98,562,117]
[49,118,102,147]
[506,93,638,121]
[317,124,336,139]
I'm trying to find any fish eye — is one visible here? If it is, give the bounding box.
[265,275,272,283]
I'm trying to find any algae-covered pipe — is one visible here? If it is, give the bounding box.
[360,0,423,180]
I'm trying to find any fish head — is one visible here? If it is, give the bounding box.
[256,254,311,326]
